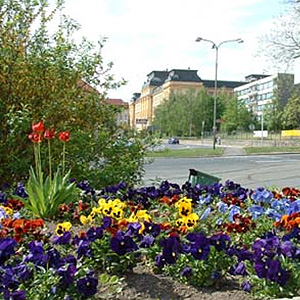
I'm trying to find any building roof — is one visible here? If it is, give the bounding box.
[144,69,202,88]
[144,71,169,87]
[165,69,201,83]
[201,79,245,89]
[106,98,128,107]
[245,74,270,82]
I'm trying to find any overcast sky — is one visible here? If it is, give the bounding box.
[60,0,288,101]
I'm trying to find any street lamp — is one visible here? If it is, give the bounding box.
[195,37,243,149]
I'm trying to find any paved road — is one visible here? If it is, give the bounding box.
[143,154,300,189]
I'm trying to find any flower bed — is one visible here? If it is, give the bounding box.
[1,180,300,299]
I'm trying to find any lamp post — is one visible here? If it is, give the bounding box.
[195,37,243,149]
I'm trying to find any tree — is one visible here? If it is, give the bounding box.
[260,1,300,67]
[220,96,255,133]
[0,0,152,188]
[153,89,215,137]
[282,92,300,129]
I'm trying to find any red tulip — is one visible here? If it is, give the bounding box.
[58,131,70,142]
[44,129,55,139]
[32,121,45,133]
[28,132,42,143]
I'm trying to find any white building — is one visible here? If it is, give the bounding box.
[234,73,294,120]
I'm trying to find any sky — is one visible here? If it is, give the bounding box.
[58,0,288,101]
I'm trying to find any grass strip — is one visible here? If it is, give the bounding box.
[147,147,224,157]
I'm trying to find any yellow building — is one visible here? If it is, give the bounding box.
[129,69,244,130]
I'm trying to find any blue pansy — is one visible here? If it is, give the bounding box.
[228,205,241,222]
[248,205,265,219]
[217,201,228,213]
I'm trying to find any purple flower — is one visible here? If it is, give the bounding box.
[47,248,61,268]
[252,236,279,259]
[186,232,210,260]
[254,258,289,285]
[76,240,91,259]
[139,235,155,248]
[77,276,98,298]
[144,221,161,237]
[154,254,166,268]
[230,261,247,276]
[10,290,26,300]
[0,238,17,264]
[86,226,103,242]
[25,241,47,267]
[101,216,112,229]
[241,280,252,292]
[0,190,7,205]
[126,222,141,236]
[160,235,181,264]
[53,231,72,245]
[13,264,33,281]
[180,266,192,277]
[110,231,138,256]
[209,233,231,252]
[278,241,295,258]
[57,264,77,286]
[14,182,28,198]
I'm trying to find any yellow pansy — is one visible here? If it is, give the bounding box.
[185,213,199,228]
[102,202,114,217]
[175,196,192,208]
[80,215,93,225]
[135,210,152,222]
[175,218,186,227]
[112,198,126,209]
[55,221,72,236]
[127,212,138,223]
[89,207,101,219]
[98,198,107,210]
[178,201,192,217]
[0,205,13,216]
[111,207,123,220]
[139,222,145,234]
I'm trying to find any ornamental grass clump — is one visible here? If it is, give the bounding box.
[19,121,79,219]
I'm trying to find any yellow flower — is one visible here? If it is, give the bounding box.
[98,198,107,208]
[102,202,114,217]
[179,201,192,217]
[127,212,138,223]
[175,196,192,208]
[139,222,145,234]
[55,221,72,236]
[113,198,126,209]
[185,213,199,228]
[0,205,13,216]
[89,207,101,219]
[175,218,186,227]
[111,207,123,220]
[135,210,152,222]
[80,215,93,225]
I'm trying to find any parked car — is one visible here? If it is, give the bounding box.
[168,137,180,144]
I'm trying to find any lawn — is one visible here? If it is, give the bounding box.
[245,146,300,154]
[147,147,224,157]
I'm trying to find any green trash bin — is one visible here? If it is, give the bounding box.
[188,168,221,186]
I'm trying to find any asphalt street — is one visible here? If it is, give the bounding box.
[143,154,300,189]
